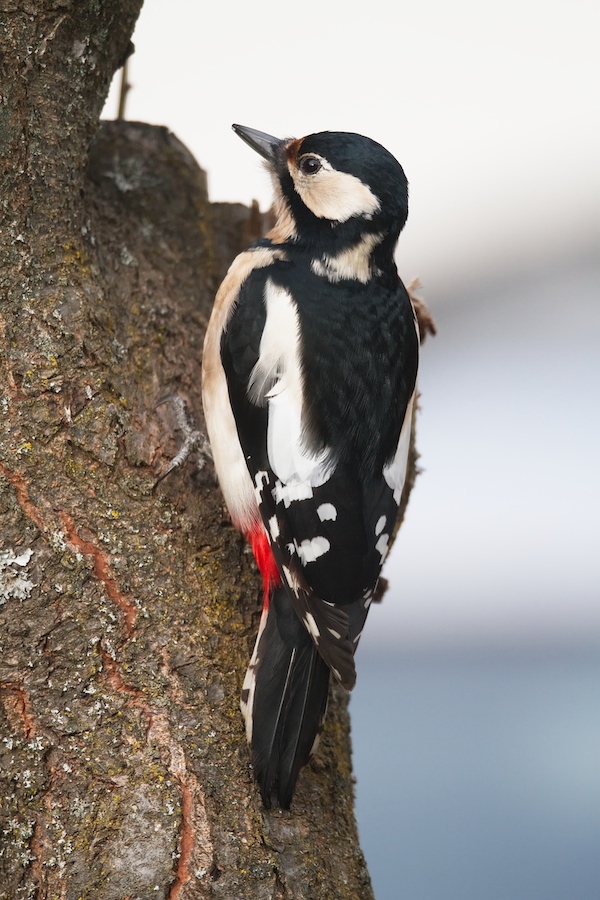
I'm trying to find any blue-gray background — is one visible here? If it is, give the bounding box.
[351,247,600,899]
[103,3,600,895]
[353,644,600,900]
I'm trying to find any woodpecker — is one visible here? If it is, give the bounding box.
[202,124,420,808]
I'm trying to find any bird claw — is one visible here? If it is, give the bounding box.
[154,394,212,489]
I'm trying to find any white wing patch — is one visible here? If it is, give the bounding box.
[383,392,415,504]
[248,280,302,406]
[251,280,334,494]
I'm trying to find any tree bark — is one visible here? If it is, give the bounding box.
[0,4,417,897]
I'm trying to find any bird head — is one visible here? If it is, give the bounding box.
[232,125,409,255]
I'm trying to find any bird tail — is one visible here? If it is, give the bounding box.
[240,586,330,808]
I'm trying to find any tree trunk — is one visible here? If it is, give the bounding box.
[0,4,417,897]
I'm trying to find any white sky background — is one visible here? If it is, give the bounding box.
[103,0,600,647]
[104,0,600,293]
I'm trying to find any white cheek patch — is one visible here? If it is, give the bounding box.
[291,159,381,224]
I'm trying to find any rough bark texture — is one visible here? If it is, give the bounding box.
[0,3,418,897]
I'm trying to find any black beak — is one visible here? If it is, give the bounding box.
[232,124,283,163]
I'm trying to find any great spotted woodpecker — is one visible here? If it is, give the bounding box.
[202,125,420,808]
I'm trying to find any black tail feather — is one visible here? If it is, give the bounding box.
[248,588,330,808]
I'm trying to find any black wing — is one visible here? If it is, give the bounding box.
[221,258,418,688]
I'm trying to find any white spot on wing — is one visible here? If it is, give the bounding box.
[282,564,300,595]
[273,479,313,507]
[254,470,269,505]
[295,537,331,565]
[375,533,390,562]
[304,612,320,639]
[240,605,269,742]
[328,627,342,640]
[317,503,337,522]
[375,515,387,536]
[268,515,280,539]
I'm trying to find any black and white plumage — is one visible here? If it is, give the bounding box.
[202,125,419,807]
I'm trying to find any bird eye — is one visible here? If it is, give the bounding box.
[299,155,322,175]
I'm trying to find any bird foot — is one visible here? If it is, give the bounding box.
[154,394,212,488]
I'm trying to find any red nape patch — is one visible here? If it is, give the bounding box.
[247,525,281,606]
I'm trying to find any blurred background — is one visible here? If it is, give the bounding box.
[103,2,600,896]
